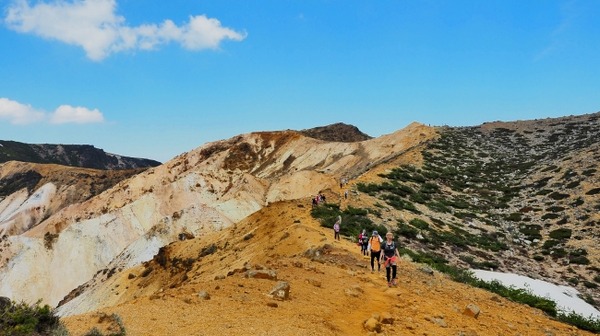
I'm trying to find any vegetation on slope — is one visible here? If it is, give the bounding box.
[0,298,127,336]
[311,204,600,332]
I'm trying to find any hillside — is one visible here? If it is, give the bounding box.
[353,112,600,307]
[0,161,146,236]
[0,114,599,335]
[0,123,435,310]
[62,198,595,336]
[0,140,161,169]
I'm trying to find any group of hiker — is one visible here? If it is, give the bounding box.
[316,178,400,287]
[359,229,400,287]
[334,225,400,287]
[311,193,327,208]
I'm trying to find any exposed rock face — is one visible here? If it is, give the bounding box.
[299,122,372,142]
[0,140,161,169]
[0,122,436,309]
[0,162,146,236]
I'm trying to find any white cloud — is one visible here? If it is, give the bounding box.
[0,98,45,124]
[50,105,104,124]
[0,98,104,125]
[4,0,247,61]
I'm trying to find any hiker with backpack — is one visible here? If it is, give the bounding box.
[359,229,369,256]
[333,215,341,240]
[367,230,383,272]
[380,232,400,287]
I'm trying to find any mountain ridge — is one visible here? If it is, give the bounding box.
[0,115,599,335]
[0,140,161,170]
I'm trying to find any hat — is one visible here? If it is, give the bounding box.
[372,230,378,236]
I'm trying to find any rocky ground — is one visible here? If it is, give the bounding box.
[62,193,595,336]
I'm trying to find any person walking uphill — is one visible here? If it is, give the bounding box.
[333,215,341,240]
[368,231,383,272]
[380,232,400,287]
[359,229,369,256]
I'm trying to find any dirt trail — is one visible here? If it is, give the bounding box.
[63,195,594,336]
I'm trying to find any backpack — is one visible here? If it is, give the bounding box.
[369,236,381,251]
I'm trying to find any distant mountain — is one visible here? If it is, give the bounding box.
[0,140,161,169]
[299,122,372,142]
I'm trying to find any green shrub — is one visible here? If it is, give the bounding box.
[565,181,580,189]
[542,239,560,249]
[542,213,560,220]
[536,189,552,196]
[551,248,568,258]
[546,206,565,213]
[586,187,600,195]
[395,222,419,239]
[420,182,440,194]
[383,195,420,214]
[0,299,64,336]
[557,311,600,333]
[405,252,559,317]
[569,255,590,265]
[548,191,570,200]
[409,218,430,230]
[570,197,584,207]
[409,192,431,204]
[310,204,386,240]
[519,225,542,240]
[549,228,572,240]
[582,168,597,176]
[506,212,522,222]
[426,201,451,213]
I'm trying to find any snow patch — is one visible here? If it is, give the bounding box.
[473,269,600,319]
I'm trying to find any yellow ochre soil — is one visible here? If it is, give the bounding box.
[63,195,594,336]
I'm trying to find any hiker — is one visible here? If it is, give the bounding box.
[359,229,369,256]
[344,190,348,199]
[368,230,383,272]
[333,215,341,240]
[312,196,318,208]
[380,232,400,287]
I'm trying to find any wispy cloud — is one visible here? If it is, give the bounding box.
[534,0,579,61]
[0,98,104,125]
[4,0,247,61]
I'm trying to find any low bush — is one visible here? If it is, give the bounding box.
[586,188,600,195]
[542,239,560,249]
[548,191,570,200]
[557,311,600,333]
[311,203,386,240]
[0,299,65,336]
[549,228,572,240]
[409,218,430,231]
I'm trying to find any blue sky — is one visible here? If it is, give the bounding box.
[1,0,599,163]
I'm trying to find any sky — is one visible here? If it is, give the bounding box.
[1,1,600,163]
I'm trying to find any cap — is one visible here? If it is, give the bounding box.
[372,230,378,236]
